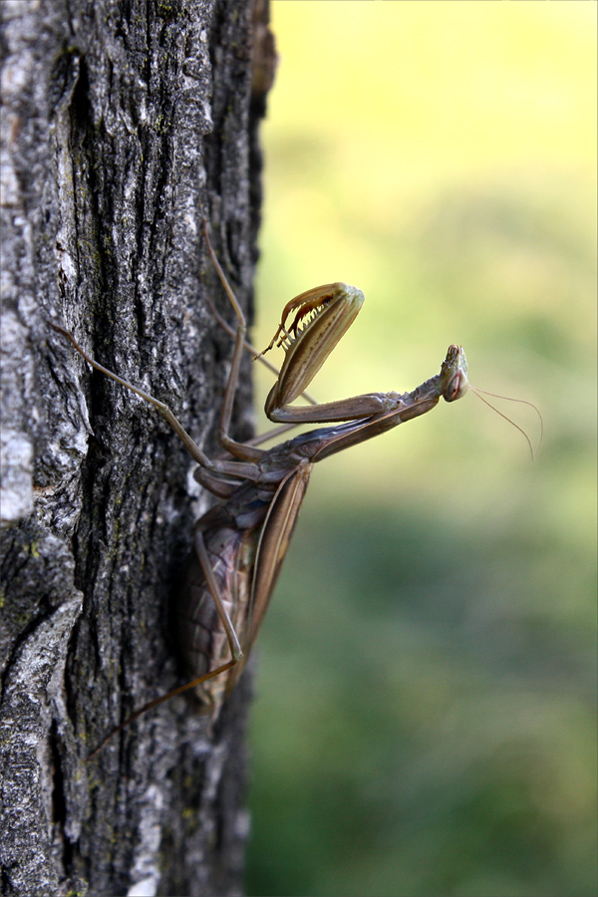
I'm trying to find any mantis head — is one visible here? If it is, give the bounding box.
[440,345,543,458]
[440,345,469,402]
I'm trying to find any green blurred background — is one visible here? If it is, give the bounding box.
[245,3,596,896]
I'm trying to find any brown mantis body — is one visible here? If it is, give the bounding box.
[51,225,469,750]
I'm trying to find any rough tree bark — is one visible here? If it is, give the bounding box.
[0,1,275,894]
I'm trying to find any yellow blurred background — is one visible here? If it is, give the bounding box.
[246,3,596,896]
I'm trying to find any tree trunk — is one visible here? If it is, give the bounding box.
[0,1,275,894]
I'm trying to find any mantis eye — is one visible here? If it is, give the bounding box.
[444,371,465,402]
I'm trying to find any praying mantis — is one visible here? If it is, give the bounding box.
[51,223,471,755]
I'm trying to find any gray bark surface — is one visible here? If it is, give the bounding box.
[0,1,275,894]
